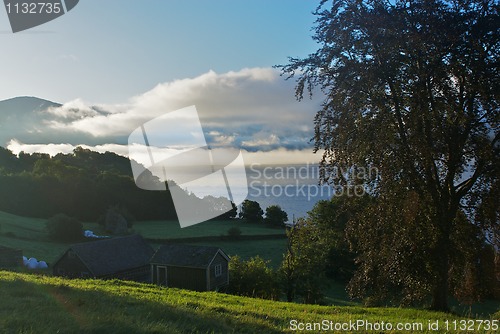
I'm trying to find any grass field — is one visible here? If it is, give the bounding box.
[1,271,498,334]
[132,219,285,239]
[0,211,286,266]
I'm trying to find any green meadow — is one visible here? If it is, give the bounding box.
[1,271,498,334]
[0,210,285,267]
[133,219,284,239]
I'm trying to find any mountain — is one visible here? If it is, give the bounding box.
[0,96,61,114]
[0,96,62,146]
[0,96,114,147]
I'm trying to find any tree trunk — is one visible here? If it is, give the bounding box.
[287,285,294,302]
[430,210,454,312]
[430,267,449,312]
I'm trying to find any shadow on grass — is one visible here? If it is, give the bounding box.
[0,278,285,334]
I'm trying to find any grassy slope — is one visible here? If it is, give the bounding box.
[0,211,68,262]
[1,271,498,334]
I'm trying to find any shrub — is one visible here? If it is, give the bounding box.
[46,214,83,242]
[227,227,242,238]
[228,256,280,300]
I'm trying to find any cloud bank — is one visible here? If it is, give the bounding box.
[5,67,324,164]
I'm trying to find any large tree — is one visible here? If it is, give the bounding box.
[239,199,264,223]
[279,0,499,311]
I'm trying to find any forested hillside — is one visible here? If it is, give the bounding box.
[0,146,178,221]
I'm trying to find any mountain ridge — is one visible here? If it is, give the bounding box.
[0,96,62,112]
[0,95,118,147]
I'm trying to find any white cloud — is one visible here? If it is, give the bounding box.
[241,134,280,148]
[3,67,324,164]
[47,67,321,150]
[7,140,76,156]
[7,140,323,166]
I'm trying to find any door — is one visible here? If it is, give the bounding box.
[157,266,167,286]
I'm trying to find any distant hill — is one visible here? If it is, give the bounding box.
[0,96,62,146]
[0,96,62,114]
[0,96,114,146]
[0,146,178,221]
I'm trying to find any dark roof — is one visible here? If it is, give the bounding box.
[64,235,154,276]
[150,244,228,269]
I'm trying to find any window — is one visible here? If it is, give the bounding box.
[214,264,222,277]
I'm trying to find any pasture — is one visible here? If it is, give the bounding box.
[2,271,497,334]
[0,211,286,267]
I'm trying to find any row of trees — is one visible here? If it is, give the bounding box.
[239,200,288,227]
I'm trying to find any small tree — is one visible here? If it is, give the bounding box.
[228,256,280,300]
[46,214,83,242]
[227,226,242,238]
[280,218,328,304]
[239,200,263,223]
[264,205,288,227]
[308,197,358,282]
[100,205,134,234]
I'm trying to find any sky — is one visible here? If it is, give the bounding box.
[0,0,325,165]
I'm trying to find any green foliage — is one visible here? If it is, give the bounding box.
[307,197,357,282]
[228,256,280,300]
[99,205,135,233]
[46,214,83,242]
[0,147,178,221]
[279,0,499,311]
[264,205,288,227]
[280,218,328,304]
[239,200,264,223]
[0,147,18,174]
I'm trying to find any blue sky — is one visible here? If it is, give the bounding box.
[0,0,325,165]
[0,0,319,103]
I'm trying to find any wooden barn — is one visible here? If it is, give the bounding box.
[52,234,154,282]
[0,245,22,268]
[150,244,229,291]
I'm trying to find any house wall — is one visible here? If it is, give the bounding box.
[152,264,207,291]
[0,248,22,268]
[168,266,206,291]
[208,252,229,290]
[101,265,151,282]
[52,251,91,278]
